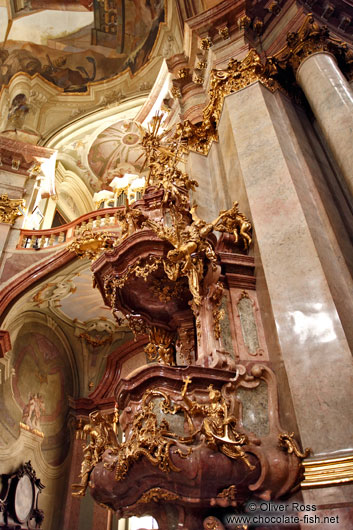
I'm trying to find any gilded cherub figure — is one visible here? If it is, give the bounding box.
[212,201,252,250]
[144,206,216,306]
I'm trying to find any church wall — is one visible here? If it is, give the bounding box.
[0,317,77,530]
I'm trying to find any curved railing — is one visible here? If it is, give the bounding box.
[17,207,124,250]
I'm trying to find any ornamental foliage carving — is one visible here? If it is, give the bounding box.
[175,49,279,154]
[274,14,353,74]
[174,15,353,155]
[0,194,24,225]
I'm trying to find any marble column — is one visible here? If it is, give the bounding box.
[220,83,353,485]
[296,52,353,199]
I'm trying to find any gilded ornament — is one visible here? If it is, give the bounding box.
[115,204,145,240]
[178,67,190,79]
[74,381,256,490]
[218,26,229,40]
[124,314,148,337]
[144,326,175,366]
[253,17,264,35]
[175,50,279,154]
[211,282,225,341]
[268,1,281,15]
[200,36,212,50]
[150,277,188,303]
[278,432,310,458]
[213,201,252,250]
[72,411,119,497]
[0,194,24,225]
[238,15,251,30]
[197,60,207,70]
[110,391,190,482]
[193,75,204,85]
[142,201,252,311]
[203,516,224,530]
[171,86,182,99]
[104,256,163,308]
[144,207,217,307]
[137,488,179,504]
[273,14,352,74]
[181,378,254,469]
[67,230,116,260]
[217,484,237,501]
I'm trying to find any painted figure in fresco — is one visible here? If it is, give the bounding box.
[6,94,30,130]
[22,393,45,431]
[0,49,41,86]
[42,55,96,91]
[0,48,97,91]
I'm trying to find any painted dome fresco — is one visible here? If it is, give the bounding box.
[88,119,145,184]
[0,0,165,92]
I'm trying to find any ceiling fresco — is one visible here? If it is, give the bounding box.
[0,0,165,92]
[29,263,116,324]
[7,0,92,17]
[87,119,145,183]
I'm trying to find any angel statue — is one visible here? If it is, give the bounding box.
[212,201,252,250]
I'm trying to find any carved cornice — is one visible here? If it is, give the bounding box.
[0,135,55,176]
[0,194,24,225]
[301,454,353,488]
[273,13,353,76]
[297,1,353,41]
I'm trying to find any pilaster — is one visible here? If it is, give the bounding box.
[221,82,353,501]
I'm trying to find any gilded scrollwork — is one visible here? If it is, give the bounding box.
[115,204,146,240]
[110,391,188,482]
[278,432,310,459]
[103,256,163,307]
[0,194,24,225]
[213,202,252,250]
[140,112,198,214]
[144,326,176,366]
[150,277,189,302]
[72,411,119,497]
[174,49,279,155]
[68,230,116,260]
[273,14,352,74]
[137,488,179,504]
[74,379,257,492]
[210,282,225,341]
[180,377,254,469]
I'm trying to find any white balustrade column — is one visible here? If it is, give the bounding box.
[296,52,353,198]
